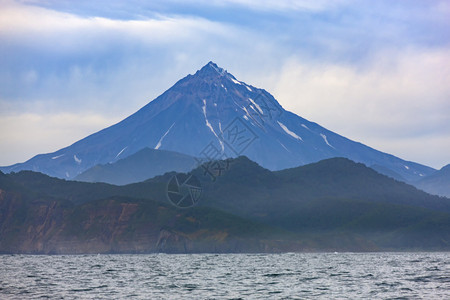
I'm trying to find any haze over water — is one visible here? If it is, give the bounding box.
[1,252,448,299]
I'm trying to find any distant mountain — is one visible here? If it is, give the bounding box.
[1,157,449,253]
[1,61,434,182]
[413,164,450,198]
[74,148,197,185]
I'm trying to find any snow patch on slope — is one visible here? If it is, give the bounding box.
[51,154,64,160]
[229,77,242,85]
[203,99,224,151]
[241,106,259,126]
[115,146,128,159]
[278,121,303,141]
[320,133,335,149]
[155,123,175,150]
[242,106,251,119]
[73,155,82,164]
[278,140,290,152]
[248,98,263,114]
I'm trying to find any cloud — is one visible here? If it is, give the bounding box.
[362,135,450,170]
[16,0,349,16]
[0,112,121,166]
[270,48,450,168]
[0,1,232,46]
[0,0,244,114]
[187,0,348,12]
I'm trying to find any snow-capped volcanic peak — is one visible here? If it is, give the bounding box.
[193,61,253,94]
[207,61,226,75]
[0,61,435,182]
[194,61,226,79]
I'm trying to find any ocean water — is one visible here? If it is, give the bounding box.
[0,252,448,299]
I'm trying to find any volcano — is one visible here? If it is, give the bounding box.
[1,61,434,181]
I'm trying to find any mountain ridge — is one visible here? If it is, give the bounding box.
[0,61,435,181]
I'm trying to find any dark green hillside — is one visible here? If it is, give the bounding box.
[1,156,449,253]
[191,157,450,249]
[194,157,449,218]
[274,158,449,211]
[5,170,121,205]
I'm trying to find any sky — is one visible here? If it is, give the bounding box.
[0,0,449,169]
